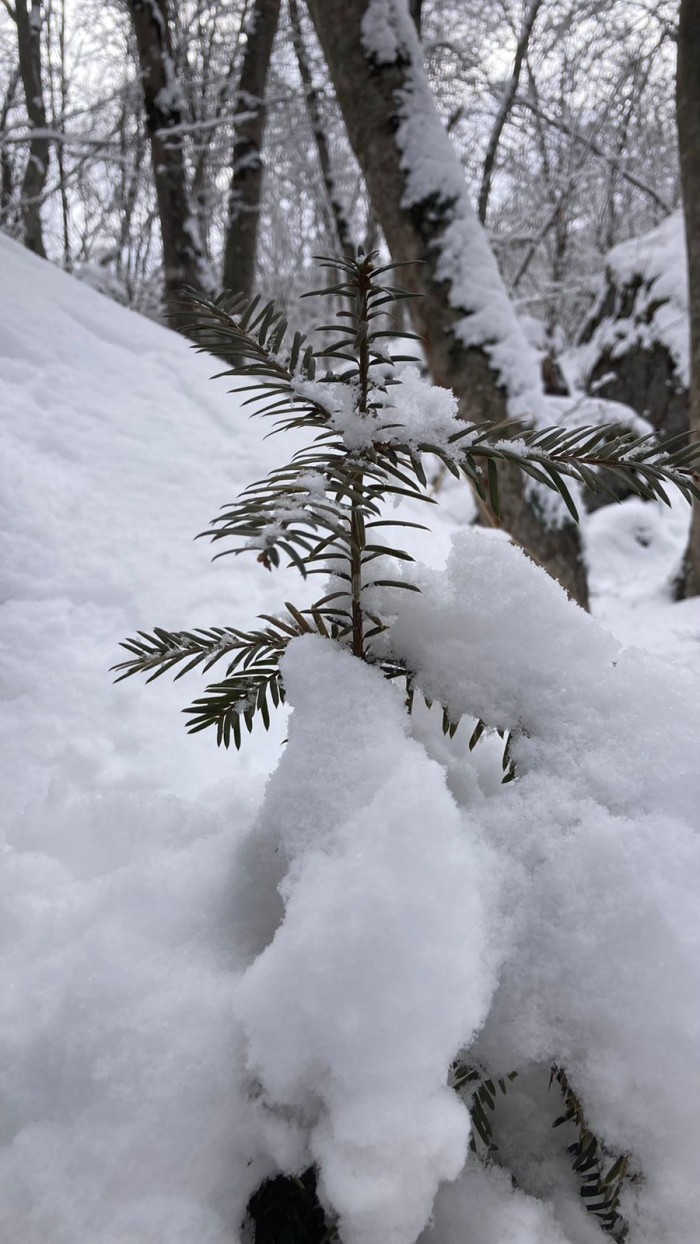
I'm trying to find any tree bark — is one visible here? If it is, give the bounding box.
[289,0,355,260]
[127,0,206,322]
[305,0,588,606]
[0,63,21,223]
[222,0,281,298]
[676,0,700,597]
[15,0,50,257]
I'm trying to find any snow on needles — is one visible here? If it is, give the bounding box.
[361,0,545,423]
[295,365,464,452]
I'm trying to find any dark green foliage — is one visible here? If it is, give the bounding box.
[114,251,700,749]
[551,1065,632,1241]
[247,1170,333,1244]
[452,1060,632,1239]
[452,1061,518,1155]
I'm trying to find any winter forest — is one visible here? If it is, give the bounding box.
[2,0,700,1242]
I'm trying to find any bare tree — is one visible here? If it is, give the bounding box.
[127,0,207,321]
[14,0,50,256]
[0,62,20,220]
[306,0,588,605]
[289,0,354,260]
[222,0,281,297]
[676,0,700,596]
[478,0,544,225]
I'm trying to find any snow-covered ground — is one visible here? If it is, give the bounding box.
[2,236,700,1243]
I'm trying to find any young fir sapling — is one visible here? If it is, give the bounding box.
[113,252,700,751]
[114,253,700,1241]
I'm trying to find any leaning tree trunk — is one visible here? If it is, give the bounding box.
[222,0,281,298]
[15,0,50,257]
[127,0,207,324]
[676,0,700,598]
[305,0,588,607]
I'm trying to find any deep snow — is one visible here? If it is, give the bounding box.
[2,233,700,1243]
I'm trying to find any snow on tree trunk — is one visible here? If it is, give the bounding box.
[127,0,208,326]
[305,0,588,607]
[578,210,689,450]
[576,210,689,512]
[676,1,700,597]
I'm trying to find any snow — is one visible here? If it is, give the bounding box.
[2,233,700,1243]
[236,637,499,1244]
[0,230,303,824]
[423,1161,581,1244]
[383,527,700,1242]
[578,210,690,389]
[296,365,464,452]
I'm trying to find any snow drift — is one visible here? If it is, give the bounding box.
[2,234,700,1244]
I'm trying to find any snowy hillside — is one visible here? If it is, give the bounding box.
[2,238,700,1244]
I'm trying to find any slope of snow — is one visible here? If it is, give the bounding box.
[0,232,304,821]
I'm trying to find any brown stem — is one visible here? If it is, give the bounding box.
[350,257,373,660]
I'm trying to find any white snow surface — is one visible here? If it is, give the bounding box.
[578,209,690,389]
[2,235,700,1243]
[385,528,700,1243]
[236,638,499,1244]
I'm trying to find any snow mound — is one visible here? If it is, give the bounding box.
[3,235,700,1244]
[579,210,689,390]
[385,528,700,1243]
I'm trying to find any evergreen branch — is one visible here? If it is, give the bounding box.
[119,251,700,766]
[185,663,284,749]
[113,625,251,683]
[551,1065,631,1241]
[452,1060,518,1155]
[450,424,700,519]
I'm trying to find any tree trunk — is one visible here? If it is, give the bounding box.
[676,0,700,597]
[15,0,50,257]
[289,0,355,260]
[222,0,281,298]
[127,0,207,323]
[305,0,588,606]
[0,64,21,224]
